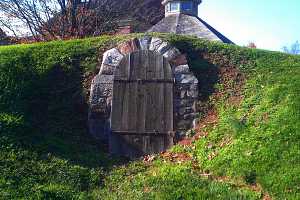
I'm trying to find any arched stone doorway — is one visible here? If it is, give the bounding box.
[89,36,198,158]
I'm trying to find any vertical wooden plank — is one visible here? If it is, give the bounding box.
[111,55,129,131]
[145,51,156,132]
[137,51,146,133]
[115,55,126,80]
[145,51,157,152]
[163,57,173,132]
[120,53,132,131]
[111,81,120,130]
[155,53,164,133]
[164,55,173,81]
[128,52,138,131]
[164,82,173,131]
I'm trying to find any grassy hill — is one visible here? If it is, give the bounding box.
[0,34,299,199]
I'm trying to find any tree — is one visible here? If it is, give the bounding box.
[0,0,121,41]
[246,42,257,49]
[282,41,300,55]
[0,0,164,42]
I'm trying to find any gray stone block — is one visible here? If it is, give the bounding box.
[138,36,152,50]
[175,74,198,84]
[101,48,124,67]
[156,41,171,55]
[175,83,191,91]
[163,47,181,61]
[189,84,198,91]
[149,37,164,51]
[174,65,190,74]
[177,120,193,129]
[183,113,196,120]
[180,90,188,98]
[187,90,198,98]
[92,74,114,84]
[174,98,195,107]
[99,64,116,75]
[179,107,194,115]
[89,74,114,141]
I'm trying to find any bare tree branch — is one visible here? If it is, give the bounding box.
[0,0,121,41]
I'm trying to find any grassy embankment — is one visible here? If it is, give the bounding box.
[0,34,299,199]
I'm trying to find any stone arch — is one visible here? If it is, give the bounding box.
[89,36,198,147]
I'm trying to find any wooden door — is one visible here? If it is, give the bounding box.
[110,50,174,157]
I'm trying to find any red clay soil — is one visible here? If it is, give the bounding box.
[160,152,192,163]
[178,109,219,146]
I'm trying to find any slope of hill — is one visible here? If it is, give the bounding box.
[0,34,299,199]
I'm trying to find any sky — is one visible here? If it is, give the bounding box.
[1,1,299,51]
[198,0,300,51]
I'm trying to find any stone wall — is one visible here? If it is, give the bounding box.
[89,36,198,143]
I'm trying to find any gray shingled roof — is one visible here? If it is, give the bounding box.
[148,14,234,44]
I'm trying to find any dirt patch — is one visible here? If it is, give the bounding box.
[143,152,193,164]
[178,109,218,146]
[213,66,245,103]
[160,152,192,163]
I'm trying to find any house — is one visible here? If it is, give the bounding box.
[148,0,233,43]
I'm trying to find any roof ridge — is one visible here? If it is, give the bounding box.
[196,16,234,44]
[147,13,234,44]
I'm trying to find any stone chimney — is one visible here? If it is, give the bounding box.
[162,0,202,17]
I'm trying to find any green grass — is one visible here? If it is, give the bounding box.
[194,65,300,199]
[94,161,260,200]
[0,34,299,199]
